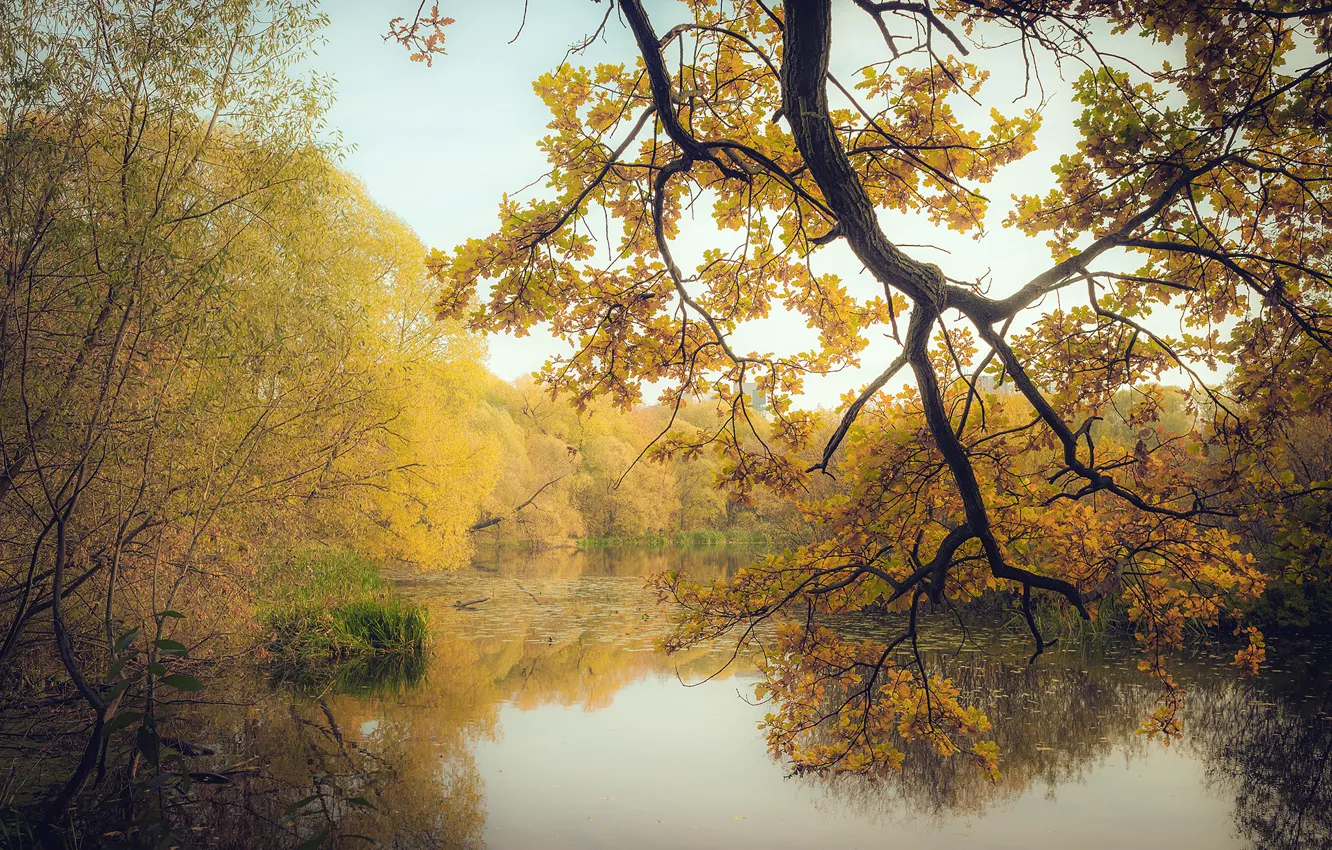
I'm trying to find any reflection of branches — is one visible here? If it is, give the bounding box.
[1188,660,1332,850]
[178,686,484,848]
[802,640,1154,821]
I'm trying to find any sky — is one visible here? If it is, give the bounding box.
[304,1,1185,408]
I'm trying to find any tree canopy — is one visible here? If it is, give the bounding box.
[422,0,1332,776]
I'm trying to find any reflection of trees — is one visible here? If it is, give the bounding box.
[466,544,758,580]
[394,557,764,659]
[1187,652,1332,850]
[420,573,1332,849]
[800,635,1332,850]
[173,675,486,849]
[444,624,733,714]
[798,645,1157,822]
[64,563,1329,849]
[165,617,735,848]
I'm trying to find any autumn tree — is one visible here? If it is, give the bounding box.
[253,168,500,567]
[420,0,1331,776]
[467,378,820,546]
[467,377,591,545]
[0,2,497,829]
[0,0,335,822]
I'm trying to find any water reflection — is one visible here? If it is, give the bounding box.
[175,677,486,849]
[463,544,760,579]
[192,549,1329,849]
[1190,672,1332,850]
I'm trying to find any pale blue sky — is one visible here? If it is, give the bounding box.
[312,2,642,385]
[306,2,1178,407]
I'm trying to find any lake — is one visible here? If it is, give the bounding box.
[185,546,1332,849]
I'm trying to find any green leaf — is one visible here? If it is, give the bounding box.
[148,662,167,677]
[158,609,185,619]
[283,795,321,819]
[155,639,188,656]
[159,673,204,692]
[293,827,330,850]
[105,710,142,733]
[114,628,140,652]
[137,726,159,766]
[106,671,144,699]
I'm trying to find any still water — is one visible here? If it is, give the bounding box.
[197,547,1331,849]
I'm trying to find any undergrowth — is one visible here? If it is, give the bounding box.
[258,548,430,689]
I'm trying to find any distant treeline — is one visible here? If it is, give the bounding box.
[467,376,829,550]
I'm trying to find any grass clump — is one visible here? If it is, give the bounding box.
[333,598,429,657]
[1026,591,1133,649]
[258,548,430,688]
[259,547,386,608]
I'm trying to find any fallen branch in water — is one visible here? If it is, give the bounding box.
[514,583,542,605]
[468,473,567,532]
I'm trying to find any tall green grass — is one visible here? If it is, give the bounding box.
[1027,592,1133,648]
[258,548,430,689]
[259,547,386,608]
[332,598,429,656]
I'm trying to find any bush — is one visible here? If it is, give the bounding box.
[1247,578,1332,633]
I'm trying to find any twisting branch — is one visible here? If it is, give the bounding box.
[469,474,567,532]
[908,309,1090,616]
[975,322,1210,520]
[781,0,951,310]
[809,351,909,474]
[652,158,760,367]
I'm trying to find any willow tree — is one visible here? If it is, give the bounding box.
[0,2,501,831]
[422,1,1330,775]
